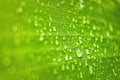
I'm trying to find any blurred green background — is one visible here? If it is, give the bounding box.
[0,0,120,80]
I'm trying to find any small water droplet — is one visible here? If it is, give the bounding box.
[53,27,56,32]
[80,72,83,78]
[41,2,44,6]
[69,56,72,60]
[76,49,82,58]
[63,36,66,40]
[71,64,75,71]
[55,40,59,45]
[89,65,93,74]
[86,49,90,54]
[39,36,44,41]
[66,64,69,70]
[34,20,38,27]
[16,7,23,13]
[65,55,69,61]
[21,1,26,6]
[37,0,39,3]
[61,65,65,71]
[112,69,117,76]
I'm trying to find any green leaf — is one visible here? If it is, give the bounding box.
[0,0,120,80]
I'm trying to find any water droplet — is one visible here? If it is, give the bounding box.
[109,24,114,32]
[63,36,66,40]
[80,72,83,78]
[112,69,117,76]
[71,64,75,71]
[61,65,65,71]
[53,58,56,62]
[66,64,69,70]
[89,65,93,74]
[39,36,44,41]
[34,20,38,26]
[16,7,23,13]
[65,55,69,61]
[21,1,26,6]
[37,0,39,3]
[57,58,61,62]
[41,2,44,6]
[86,49,90,54]
[76,49,82,58]
[53,27,56,32]
[79,0,84,9]
[69,56,72,60]
[55,40,59,45]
